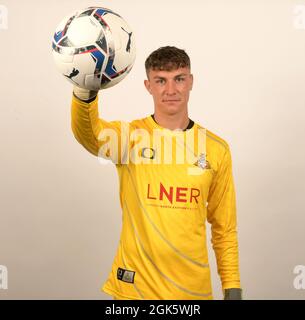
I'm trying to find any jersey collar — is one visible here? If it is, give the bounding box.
[150,114,194,131]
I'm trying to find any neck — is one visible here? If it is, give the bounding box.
[153,109,189,131]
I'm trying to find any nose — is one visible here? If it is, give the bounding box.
[164,80,177,96]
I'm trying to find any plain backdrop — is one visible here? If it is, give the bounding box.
[0,0,305,299]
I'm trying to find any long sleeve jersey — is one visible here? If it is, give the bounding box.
[71,94,241,300]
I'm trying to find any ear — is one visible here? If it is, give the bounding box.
[189,74,194,91]
[144,79,152,94]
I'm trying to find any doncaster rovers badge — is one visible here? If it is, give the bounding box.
[196,153,211,170]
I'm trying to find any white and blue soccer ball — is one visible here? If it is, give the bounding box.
[52,7,136,90]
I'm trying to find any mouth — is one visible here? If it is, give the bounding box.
[163,99,181,103]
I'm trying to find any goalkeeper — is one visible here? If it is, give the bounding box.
[71,46,242,300]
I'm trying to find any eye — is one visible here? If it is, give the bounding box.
[176,77,185,82]
[156,79,165,84]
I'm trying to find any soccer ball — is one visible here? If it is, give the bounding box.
[52,7,136,91]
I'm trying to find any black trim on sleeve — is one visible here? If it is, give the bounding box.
[73,92,97,103]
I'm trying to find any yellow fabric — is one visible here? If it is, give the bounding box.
[71,94,241,300]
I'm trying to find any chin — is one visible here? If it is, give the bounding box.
[164,105,183,115]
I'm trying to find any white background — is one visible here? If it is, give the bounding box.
[0,0,305,299]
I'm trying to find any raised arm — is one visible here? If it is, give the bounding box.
[71,86,127,163]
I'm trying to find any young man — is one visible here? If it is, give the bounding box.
[71,46,242,300]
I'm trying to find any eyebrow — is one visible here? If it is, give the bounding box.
[153,73,188,80]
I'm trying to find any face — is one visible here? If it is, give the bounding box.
[144,67,193,116]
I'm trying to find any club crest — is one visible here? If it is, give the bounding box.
[195,153,211,170]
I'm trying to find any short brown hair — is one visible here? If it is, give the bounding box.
[145,46,191,76]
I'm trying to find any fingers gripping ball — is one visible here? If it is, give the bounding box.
[52,7,136,91]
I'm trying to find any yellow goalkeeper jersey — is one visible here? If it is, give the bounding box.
[71,94,241,300]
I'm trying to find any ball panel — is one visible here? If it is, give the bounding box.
[53,12,78,44]
[67,16,102,47]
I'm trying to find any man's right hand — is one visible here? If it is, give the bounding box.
[73,86,98,102]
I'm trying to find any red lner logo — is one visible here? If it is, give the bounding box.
[147,183,200,204]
